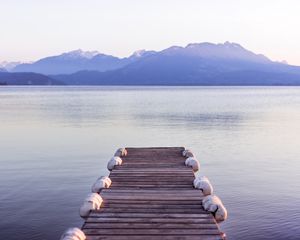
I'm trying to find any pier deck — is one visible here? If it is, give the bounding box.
[82,147,225,240]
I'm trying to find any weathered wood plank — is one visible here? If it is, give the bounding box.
[88,212,211,218]
[102,204,203,209]
[109,171,192,174]
[113,166,188,170]
[83,228,221,235]
[101,200,203,205]
[85,217,216,224]
[101,195,204,201]
[101,192,203,197]
[83,222,218,229]
[110,173,193,176]
[109,178,194,181]
[110,184,193,188]
[102,202,203,207]
[85,235,223,240]
[100,189,201,194]
[126,147,184,150]
[111,168,192,172]
[112,178,191,181]
[94,208,208,213]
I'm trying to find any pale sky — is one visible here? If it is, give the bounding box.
[1,0,300,65]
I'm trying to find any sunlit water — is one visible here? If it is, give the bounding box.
[0,86,300,240]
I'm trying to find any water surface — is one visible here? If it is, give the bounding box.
[0,86,300,239]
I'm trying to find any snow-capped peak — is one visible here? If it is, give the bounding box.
[223,41,243,49]
[62,49,100,59]
[131,49,147,58]
[129,49,156,59]
[0,61,24,71]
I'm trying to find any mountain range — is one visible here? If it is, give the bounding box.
[1,42,300,85]
[0,72,61,85]
[12,49,156,75]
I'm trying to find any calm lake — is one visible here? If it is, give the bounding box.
[0,86,300,240]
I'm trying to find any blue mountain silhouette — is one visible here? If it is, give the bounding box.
[5,42,300,85]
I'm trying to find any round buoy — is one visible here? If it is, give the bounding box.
[185,157,200,172]
[60,228,86,240]
[114,148,127,157]
[91,176,112,193]
[193,176,213,195]
[202,195,228,222]
[79,193,103,218]
[107,156,122,171]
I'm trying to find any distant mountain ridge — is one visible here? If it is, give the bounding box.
[0,61,22,71]
[0,72,61,85]
[52,42,300,86]
[12,49,156,75]
[2,42,300,85]
[161,42,270,63]
[10,42,275,75]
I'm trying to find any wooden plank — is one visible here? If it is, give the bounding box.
[123,158,185,161]
[83,228,221,235]
[100,189,201,194]
[93,208,208,213]
[101,195,204,201]
[110,182,194,186]
[101,193,203,198]
[109,186,194,188]
[109,173,193,176]
[109,177,194,180]
[113,169,188,172]
[109,179,194,183]
[126,147,184,150]
[101,200,203,205]
[111,168,192,172]
[85,217,216,224]
[88,212,211,218]
[110,172,193,175]
[85,235,223,240]
[110,185,194,190]
[113,166,188,169]
[110,181,193,184]
[102,204,203,209]
[121,160,185,163]
[110,173,193,176]
[102,199,203,203]
[108,177,193,181]
[110,184,193,188]
[110,169,190,171]
[109,181,193,184]
[109,185,193,188]
[109,179,193,183]
[83,222,219,229]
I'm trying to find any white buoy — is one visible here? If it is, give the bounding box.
[79,193,103,218]
[182,149,188,157]
[193,176,213,196]
[60,228,86,240]
[185,157,200,172]
[114,148,127,157]
[182,149,195,158]
[202,195,228,222]
[107,156,123,171]
[91,176,112,193]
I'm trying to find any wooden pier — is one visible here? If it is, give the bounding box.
[81,147,225,240]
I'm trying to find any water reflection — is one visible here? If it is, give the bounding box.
[0,86,300,240]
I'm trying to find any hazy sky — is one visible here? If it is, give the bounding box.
[1,0,300,65]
